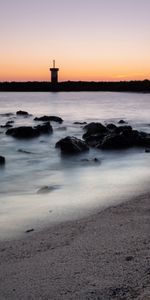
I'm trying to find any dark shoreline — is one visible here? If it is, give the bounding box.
[0,80,150,92]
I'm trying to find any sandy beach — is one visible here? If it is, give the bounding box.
[0,194,149,300]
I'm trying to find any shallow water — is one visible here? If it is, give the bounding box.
[0,92,150,239]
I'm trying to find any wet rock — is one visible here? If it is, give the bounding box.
[6,122,53,139]
[26,228,34,233]
[83,122,108,138]
[56,136,89,154]
[74,121,87,125]
[106,123,117,131]
[34,115,63,123]
[116,125,132,133]
[0,156,5,165]
[101,133,129,149]
[6,120,14,124]
[1,120,14,128]
[118,119,127,124]
[1,123,13,128]
[16,110,29,116]
[0,113,14,117]
[37,185,60,194]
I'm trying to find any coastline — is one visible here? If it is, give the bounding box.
[0,194,149,299]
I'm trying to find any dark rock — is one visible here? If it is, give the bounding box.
[145,149,150,153]
[37,185,60,194]
[1,123,13,128]
[106,123,117,131]
[0,113,14,117]
[56,136,89,154]
[6,120,14,124]
[0,156,5,165]
[6,122,53,139]
[16,110,29,116]
[34,115,63,123]
[26,228,34,233]
[74,121,87,125]
[83,122,107,136]
[101,133,130,149]
[35,122,53,135]
[116,125,132,133]
[83,122,108,144]
[118,119,127,124]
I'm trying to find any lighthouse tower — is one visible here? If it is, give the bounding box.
[50,60,59,83]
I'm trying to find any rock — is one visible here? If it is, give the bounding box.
[116,125,132,133]
[0,156,5,165]
[83,122,107,136]
[118,119,127,124]
[1,123,13,128]
[56,136,89,154]
[106,123,117,131]
[74,121,87,125]
[25,229,34,233]
[6,120,14,124]
[0,113,14,117]
[16,110,29,116]
[37,185,60,194]
[101,133,129,149]
[83,122,108,144]
[34,115,63,123]
[6,122,53,139]
[145,149,150,153]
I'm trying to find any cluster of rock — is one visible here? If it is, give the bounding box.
[82,122,150,149]
[6,122,53,139]
[1,112,64,139]
[2,111,150,158]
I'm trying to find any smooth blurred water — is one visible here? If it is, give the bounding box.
[0,91,150,239]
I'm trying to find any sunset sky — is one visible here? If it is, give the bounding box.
[1,0,150,82]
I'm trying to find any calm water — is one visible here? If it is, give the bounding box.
[0,91,150,239]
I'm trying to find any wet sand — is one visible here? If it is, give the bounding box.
[0,194,150,300]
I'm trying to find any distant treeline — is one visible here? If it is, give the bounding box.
[0,80,150,92]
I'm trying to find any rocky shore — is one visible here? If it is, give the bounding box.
[0,194,149,300]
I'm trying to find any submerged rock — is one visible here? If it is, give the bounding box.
[56,136,89,154]
[118,119,127,124]
[6,122,53,139]
[34,115,63,123]
[1,123,13,128]
[74,121,87,125]
[0,156,5,165]
[16,110,30,116]
[37,185,60,194]
[25,228,34,233]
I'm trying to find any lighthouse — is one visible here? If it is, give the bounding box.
[50,60,59,83]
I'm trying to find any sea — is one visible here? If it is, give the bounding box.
[0,91,150,240]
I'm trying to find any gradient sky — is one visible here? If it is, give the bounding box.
[0,0,150,81]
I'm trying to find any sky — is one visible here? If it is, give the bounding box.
[0,0,150,81]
